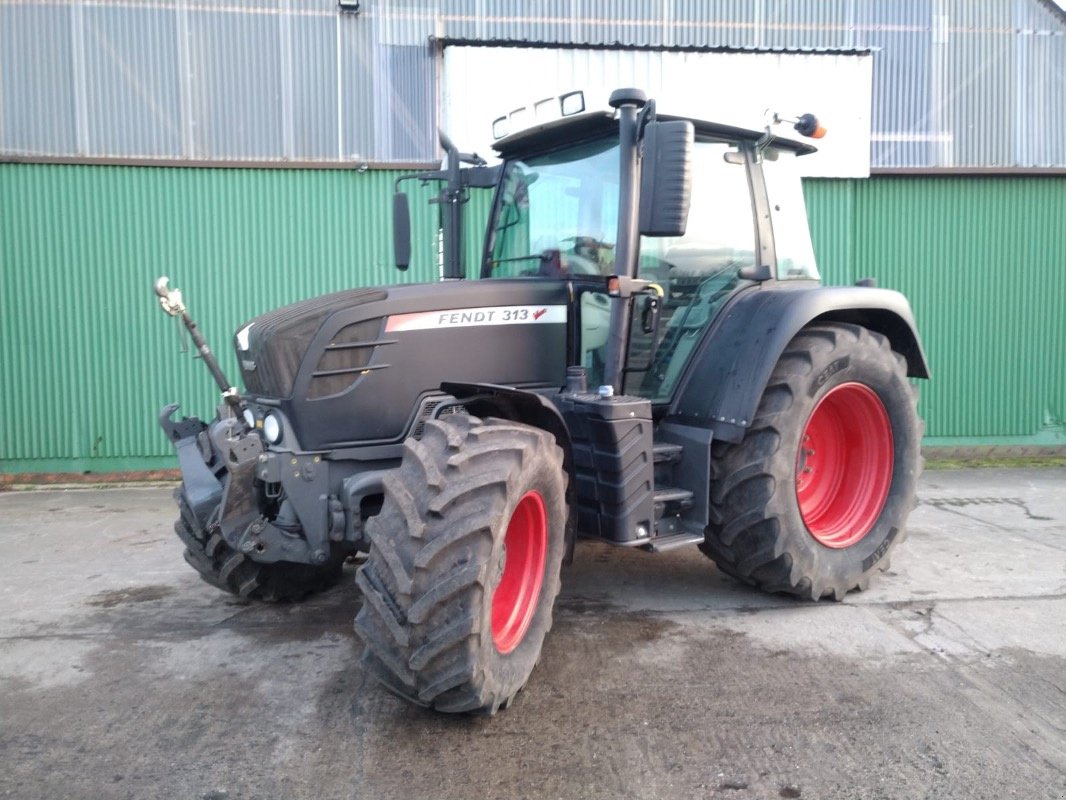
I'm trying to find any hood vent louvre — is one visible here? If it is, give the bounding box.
[307,317,386,399]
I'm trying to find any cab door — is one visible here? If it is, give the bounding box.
[623,141,761,402]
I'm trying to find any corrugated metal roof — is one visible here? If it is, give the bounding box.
[0,0,1063,168]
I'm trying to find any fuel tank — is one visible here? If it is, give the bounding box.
[235,279,571,450]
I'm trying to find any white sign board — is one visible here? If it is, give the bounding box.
[443,47,872,178]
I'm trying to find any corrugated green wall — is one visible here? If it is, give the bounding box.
[805,176,1066,448]
[0,163,473,473]
[1,164,1063,473]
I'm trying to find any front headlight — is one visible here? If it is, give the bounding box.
[263,412,283,444]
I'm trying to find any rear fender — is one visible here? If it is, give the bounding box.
[670,285,930,443]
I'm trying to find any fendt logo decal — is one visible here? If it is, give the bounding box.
[385,305,567,333]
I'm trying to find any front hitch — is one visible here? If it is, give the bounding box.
[154,278,324,566]
[159,403,223,523]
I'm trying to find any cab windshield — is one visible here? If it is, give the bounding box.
[485,137,620,278]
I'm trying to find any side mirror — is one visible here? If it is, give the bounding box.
[638,120,693,238]
[393,191,411,271]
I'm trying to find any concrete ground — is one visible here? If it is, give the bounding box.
[1,469,1064,800]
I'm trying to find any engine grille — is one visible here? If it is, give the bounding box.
[237,287,386,398]
[307,318,386,399]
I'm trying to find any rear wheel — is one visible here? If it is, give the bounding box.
[173,487,344,602]
[700,322,922,600]
[354,415,567,714]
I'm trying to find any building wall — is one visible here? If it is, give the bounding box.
[805,175,1066,446]
[3,0,1065,168]
[1,163,1062,473]
[442,47,875,178]
[2,1,1064,472]
[0,163,443,472]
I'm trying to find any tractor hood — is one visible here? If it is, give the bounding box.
[235,279,571,449]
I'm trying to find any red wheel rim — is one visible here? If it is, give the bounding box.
[795,382,893,548]
[491,491,547,654]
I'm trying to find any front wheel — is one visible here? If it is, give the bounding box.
[700,322,923,600]
[354,415,567,714]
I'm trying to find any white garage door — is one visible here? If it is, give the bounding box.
[443,46,872,178]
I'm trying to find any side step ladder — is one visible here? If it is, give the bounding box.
[642,482,702,552]
[641,531,705,553]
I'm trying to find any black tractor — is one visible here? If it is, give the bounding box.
[155,88,928,715]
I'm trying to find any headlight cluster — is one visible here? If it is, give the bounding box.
[242,407,284,445]
[262,412,283,444]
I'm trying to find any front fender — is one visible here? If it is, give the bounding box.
[670,284,930,443]
[440,381,574,473]
[441,381,578,562]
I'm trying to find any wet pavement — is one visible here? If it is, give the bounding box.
[1,468,1064,800]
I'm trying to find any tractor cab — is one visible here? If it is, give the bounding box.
[394,89,824,404]
[481,104,821,400]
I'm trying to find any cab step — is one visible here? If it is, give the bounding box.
[641,531,705,553]
[653,485,694,509]
[652,442,684,464]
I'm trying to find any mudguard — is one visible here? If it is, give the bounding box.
[441,381,578,560]
[670,284,930,443]
[440,382,573,470]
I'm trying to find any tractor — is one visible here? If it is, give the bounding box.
[154,88,928,715]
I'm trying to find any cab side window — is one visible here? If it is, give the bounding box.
[762,148,820,281]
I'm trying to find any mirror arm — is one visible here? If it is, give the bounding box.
[635,98,657,138]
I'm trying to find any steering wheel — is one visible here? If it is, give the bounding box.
[536,248,602,277]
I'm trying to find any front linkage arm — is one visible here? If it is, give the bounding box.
[154,276,243,410]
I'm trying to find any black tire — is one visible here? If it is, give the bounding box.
[354,414,567,715]
[173,487,344,602]
[700,322,922,601]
